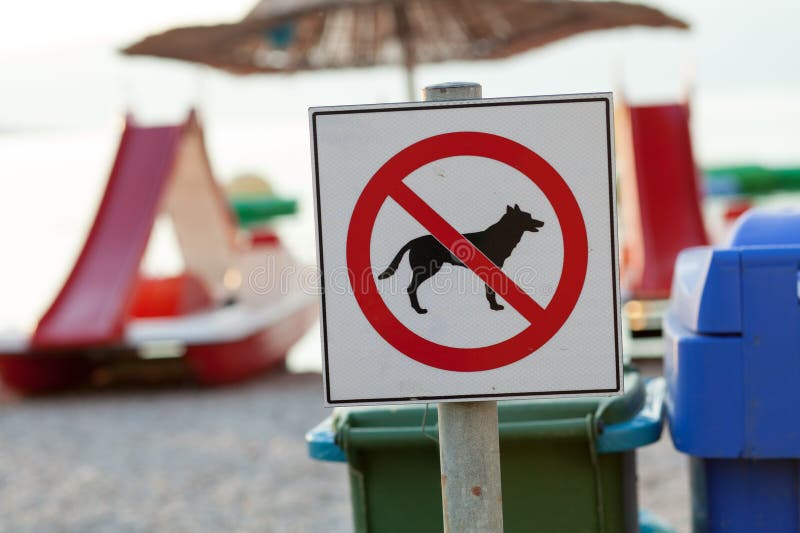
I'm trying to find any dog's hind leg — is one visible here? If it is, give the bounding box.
[407,265,438,314]
[408,286,427,314]
[485,284,504,311]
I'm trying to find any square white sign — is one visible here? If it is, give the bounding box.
[310,93,622,405]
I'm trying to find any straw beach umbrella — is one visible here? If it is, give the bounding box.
[123,0,688,99]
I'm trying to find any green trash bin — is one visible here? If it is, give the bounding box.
[308,369,666,533]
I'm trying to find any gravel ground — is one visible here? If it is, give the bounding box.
[0,373,352,533]
[0,369,689,533]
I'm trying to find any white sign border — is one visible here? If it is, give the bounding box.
[310,92,622,406]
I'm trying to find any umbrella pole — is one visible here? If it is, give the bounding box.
[394,4,417,101]
[405,63,416,101]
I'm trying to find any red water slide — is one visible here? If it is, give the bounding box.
[619,103,709,300]
[32,119,184,348]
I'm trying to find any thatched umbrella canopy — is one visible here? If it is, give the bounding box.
[123,0,688,99]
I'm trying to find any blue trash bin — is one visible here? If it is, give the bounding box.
[665,208,800,532]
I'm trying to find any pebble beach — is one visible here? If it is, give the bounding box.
[0,368,689,532]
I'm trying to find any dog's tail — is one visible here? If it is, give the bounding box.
[378,241,413,280]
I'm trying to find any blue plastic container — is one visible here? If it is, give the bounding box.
[665,208,800,532]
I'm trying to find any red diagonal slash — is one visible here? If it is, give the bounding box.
[390,182,546,325]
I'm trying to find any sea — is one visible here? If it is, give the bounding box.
[2,11,799,372]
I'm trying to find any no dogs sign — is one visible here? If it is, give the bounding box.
[310,93,621,405]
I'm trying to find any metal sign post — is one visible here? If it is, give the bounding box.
[423,82,504,533]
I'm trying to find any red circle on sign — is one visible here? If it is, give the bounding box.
[346,132,588,371]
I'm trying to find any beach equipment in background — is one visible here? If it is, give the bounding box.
[225,173,300,227]
[121,0,687,99]
[307,368,671,532]
[705,165,800,197]
[230,195,298,228]
[700,165,800,244]
[665,208,800,532]
[701,165,800,239]
[0,112,317,393]
[616,101,708,359]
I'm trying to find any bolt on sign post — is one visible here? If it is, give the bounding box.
[310,82,622,531]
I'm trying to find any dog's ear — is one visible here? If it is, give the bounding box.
[514,204,520,211]
[506,205,513,214]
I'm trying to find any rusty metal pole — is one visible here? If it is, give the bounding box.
[424,82,504,533]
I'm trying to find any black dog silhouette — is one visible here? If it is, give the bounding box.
[378,204,544,314]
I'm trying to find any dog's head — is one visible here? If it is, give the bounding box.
[506,204,544,232]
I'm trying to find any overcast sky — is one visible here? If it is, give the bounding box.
[1,0,798,130]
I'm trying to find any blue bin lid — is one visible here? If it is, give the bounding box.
[728,208,800,247]
[672,208,800,335]
[670,247,741,335]
[667,208,800,457]
[729,207,800,247]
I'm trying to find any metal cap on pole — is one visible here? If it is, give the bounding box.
[423,82,482,102]
[425,81,504,533]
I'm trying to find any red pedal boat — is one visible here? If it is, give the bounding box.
[0,112,317,392]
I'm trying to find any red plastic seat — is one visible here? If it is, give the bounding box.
[127,273,213,318]
[250,229,281,247]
